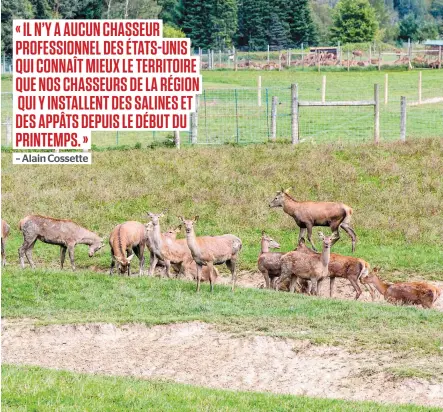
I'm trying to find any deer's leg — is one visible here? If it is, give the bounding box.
[60,246,67,270]
[67,244,76,271]
[149,252,158,277]
[363,283,376,301]
[306,225,317,252]
[19,235,37,269]
[330,276,336,298]
[289,276,297,293]
[310,278,319,295]
[261,270,271,289]
[298,228,307,244]
[1,238,6,267]
[207,262,215,293]
[133,244,144,276]
[164,259,172,278]
[340,223,357,253]
[348,277,362,300]
[226,259,237,292]
[196,263,202,292]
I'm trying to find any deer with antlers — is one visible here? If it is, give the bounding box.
[269,188,357,252]
[361,269,441,309]
[179,216,242,292]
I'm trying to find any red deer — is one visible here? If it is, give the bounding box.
[361,269,441,309]
[109,221,149,276]
[2,219,10,267]
[179,216,242,292]
[269,188,357,252]
[296,239,374,300]
[18,215,104,270]
[257,232,284,289]
[352,50,363,60]
[278,232,338,295]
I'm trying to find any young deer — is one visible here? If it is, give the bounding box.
[257,232,285,289]
[2,219,10,267]
[109,221,147,276]
[296,239,374,300]
[361,269,441,309]
[269,188,357,252]
[179,216,242,292]
[278,232,338,295]
[18,215,104,270]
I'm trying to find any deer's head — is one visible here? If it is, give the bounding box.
[262,231,280,249]
[178,216,198,234]
[89,237,105,257]
[318,231,338,250]
[164,225,182,239]
[269,188,290,208]
[114,253,135,274]
[360,267,381,285]
[147,210,167,226]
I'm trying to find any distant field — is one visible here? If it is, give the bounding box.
[2,70,442,146]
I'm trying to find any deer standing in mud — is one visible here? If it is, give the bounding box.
[269,188,357,252]
[361,269,441,309]
[18,215,104,270]
[179,216,242,292]
[109,221,149,276]
[278,232,338,295]
[295,239,374,300]
[2,219,10,267]
[257,232,285,289]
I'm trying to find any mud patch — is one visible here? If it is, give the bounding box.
[2,321,442,407]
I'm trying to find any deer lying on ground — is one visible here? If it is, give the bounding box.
[18,215,104,270]
[109,221,150,276]
[277,232,338,295]
[295,238,374,300]
[2,219,10,267]
[269,188,357,252]
[179,216,242,292]
[361,269,441,309]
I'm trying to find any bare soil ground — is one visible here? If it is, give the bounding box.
[2,320,443,407]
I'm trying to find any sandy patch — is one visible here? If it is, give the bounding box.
[2,320,443,407]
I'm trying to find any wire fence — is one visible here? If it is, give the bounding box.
[2,72,443,148]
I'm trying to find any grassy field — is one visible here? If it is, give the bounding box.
[3,365,438,412]
[2,139,442,278]
[3,70,442,146]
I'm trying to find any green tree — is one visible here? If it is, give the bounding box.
[163,23,185,37]
[30,0,52,18]
[398,13,419,40]
[211,0,238,49]
[237,0,270,49]
[1,0,34,56]
[268,13,288,49]
[159,0,183,27]
[416,21,439,40]
[430,0,443,18]
[287,0,318,46]
[331,0,378,43]
[181,0,213,48]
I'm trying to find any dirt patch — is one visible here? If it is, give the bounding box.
[2,320,443,407]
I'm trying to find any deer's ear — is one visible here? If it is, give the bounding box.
[284,187,291,193]
[318,231,325,240]
[127,254,135,262]
[194,215,199,222]
[147,212,153,218]
[175,225,182,232]
[261,230,265,236]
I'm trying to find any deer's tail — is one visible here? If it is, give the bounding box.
[341,205,353,226]
[18,216,31,231]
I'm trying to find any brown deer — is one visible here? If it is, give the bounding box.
[179,216,242,292]
[269,188,357,252]
[352,50,363,60]
[361,269,441,309]
[295,239,374,300]
[109,221,149,276]
[18,215,104,270]
[2,219,10,267]
[278,232,337,295]
[257,232,284,289]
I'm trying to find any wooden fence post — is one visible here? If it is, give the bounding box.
[317,50,320,72]
[400,96,406,142]
[291,84,299,145]
[267,45,270,64]
[439,46,442,70]
[258,76,262,107]
[301,43,304,67]
[374,84,380,144]
[234,48,237,72]
[6,116,12,146]
[278,52,282,71]
[174,131,180,149]
[321,75,326,103]
[368,45,372,64]
[190,95,199,144]
[378,52,381,71]
[271,96,278,141]
[219,50,221,68]
[418,71,422,104]
[384,73,388,105]
[347,50,350,71]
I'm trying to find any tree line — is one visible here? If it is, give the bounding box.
[2,0,443,56]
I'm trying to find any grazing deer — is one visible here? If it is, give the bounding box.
[361,269,441,309]
[278,232,338,295]
[2,219,10,267]
[18,215,104,270]
[269,188,357,252]
[257,232,285,289]
[109,221,149,276]
[296,239,374,300]
[179,216,242,292]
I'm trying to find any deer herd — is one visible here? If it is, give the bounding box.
[1,188,440,309]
